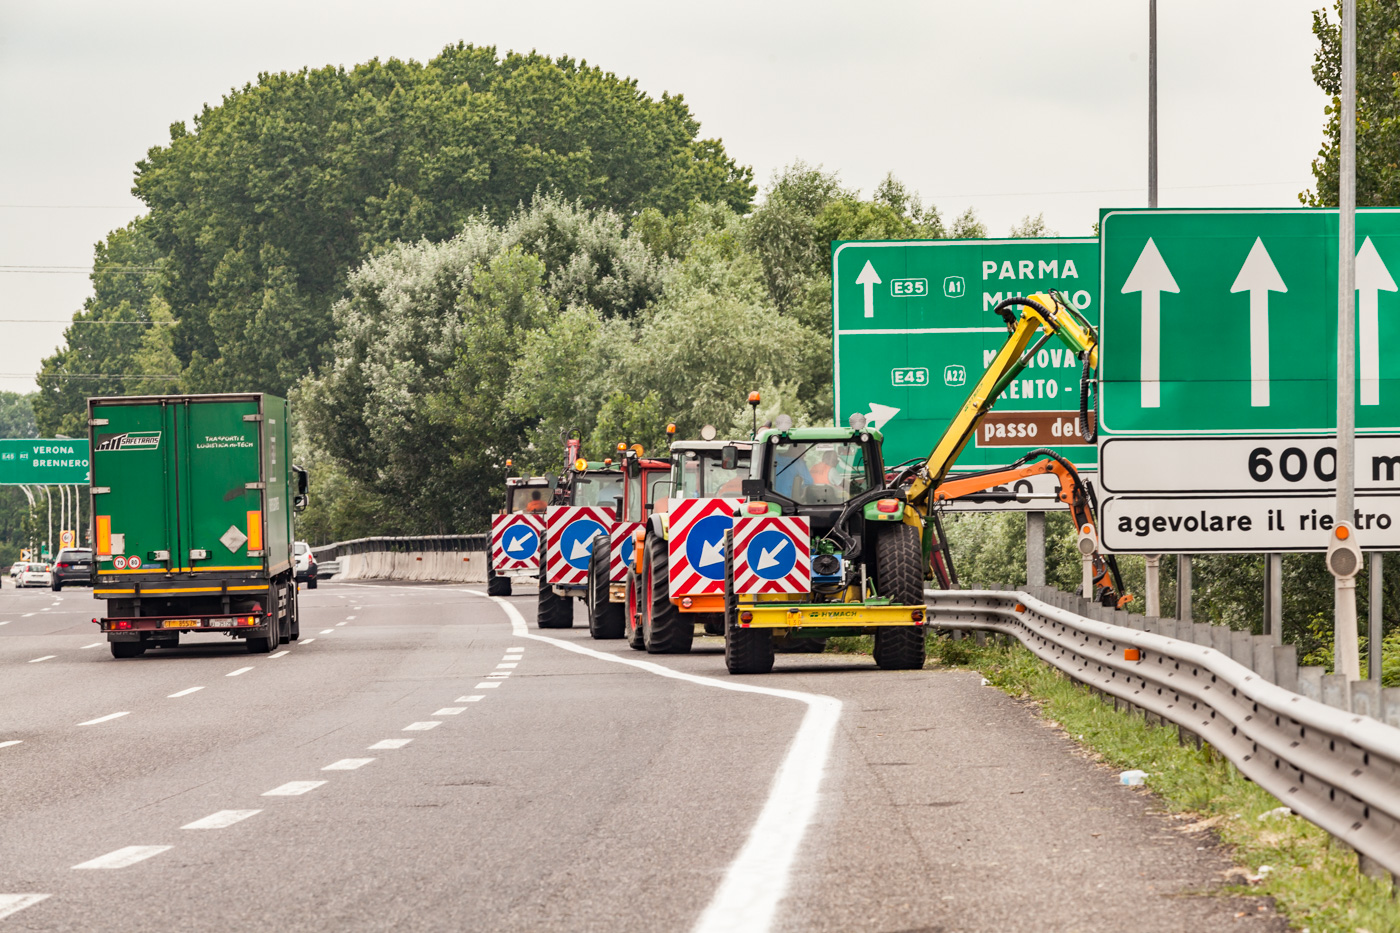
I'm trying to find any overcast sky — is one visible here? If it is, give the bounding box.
[0,0,1329,394]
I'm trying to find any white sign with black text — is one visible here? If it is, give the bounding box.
[1101,435,1400,494]
[1101,494,1400,553]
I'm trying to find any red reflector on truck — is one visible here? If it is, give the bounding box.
[911,609,924,624]
[746,502,768,515]
[114,620,132,630]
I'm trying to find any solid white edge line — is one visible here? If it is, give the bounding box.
[72,845,172,870]
[463,589,843,933]
[182,809,262,830]
[0,894,51,919]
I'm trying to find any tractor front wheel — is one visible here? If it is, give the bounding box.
[643,534,691,654]
[624,570,646,650]
[872,522,926,671]
[723,529,773,674]
[588,535,624,639]
[536,541,573,629]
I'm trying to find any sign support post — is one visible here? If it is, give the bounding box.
[1177,554,1192,622]
[1026,512,1046,587]
[1335,0,1362,680]
[1369,552,1383,680]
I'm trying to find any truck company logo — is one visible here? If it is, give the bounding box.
[95,432,161,452]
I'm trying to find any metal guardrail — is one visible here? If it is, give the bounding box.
[926,584,1400,878]
[310,534,486,561]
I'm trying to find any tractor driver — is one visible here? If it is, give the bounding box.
[772,444,815,501]
[524,490,547,513]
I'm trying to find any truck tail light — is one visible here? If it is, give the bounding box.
[113,620,132,630]
[246,511,263,551]
[234,616,258,627]
[739,611,752,627]
[911,609,924,623]
[876,499,901,513]
[95,515,111,557]
[681,597,693,608]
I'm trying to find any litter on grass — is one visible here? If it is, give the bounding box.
[1120,769,1148,785]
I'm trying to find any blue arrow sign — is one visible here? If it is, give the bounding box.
[748,528,798,580]
[684,514,732,581]
[619,534,635,569]
[560,518,607,570]
[503,525,540,559]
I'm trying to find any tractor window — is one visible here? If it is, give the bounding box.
[770,441,870,505]
[623,470,646,521]
[572,474,624,510]
[674,449,750,499]
[510,486,549,514]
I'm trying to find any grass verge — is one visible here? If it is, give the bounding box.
[830,632,1400,933]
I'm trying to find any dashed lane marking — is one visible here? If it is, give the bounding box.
[300,638,315,644]
[455,696,485,703]
[269,650,289,658]
[402,721,441,731]
[28,655,55,663]
[474,682,500,689]
[168,687,204,698]
[226,667,253,677]
[0,740,21,749]
[80,642,103,649]
[433,708,466,716]
[319,629,334,635]
[369,739,411,750]
[21,613,34,618]
[182,810,261,830]
[322,758,375,770]
[262,781,326,796]
[72,846,172,870]
[0,894,51,919]
[470,590,843,933]
[496,662,518,669]
[335,622,347,627]
[0,621,9,626]
[346,615,356,620]
[77,712,129,726]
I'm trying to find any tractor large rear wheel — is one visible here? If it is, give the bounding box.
[588,535,625,639]
[643,534,692,654]
[624,570,646,651]
[537,541,573,629]
[872,522,926,671]
[723,529,773,674]
[487,568,512,597]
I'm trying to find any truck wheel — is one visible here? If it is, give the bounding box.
[51,581,61,592]
[537,541,573,629]
[246,631,275,653]
[487,575,512,597]
[110,641,144,659]
[643,533,691,654]
[872,522,926,671]
[588,535,624,639]
[624,573,645,650]
[702,615,725,636]
[723,530,772,674]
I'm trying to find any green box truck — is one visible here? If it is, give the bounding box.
[87,394,308,659]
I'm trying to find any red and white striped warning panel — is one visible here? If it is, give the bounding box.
[609,521,643,583]
[490,513,544,573]
[667,497,745,597]
[732,515,811,595]
[545,505,615,586]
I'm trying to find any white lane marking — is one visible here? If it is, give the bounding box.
[0,894,50,919]
[496,662,518,669]
[226,667,253,677]
[262,781,326,796]
[402,721,441,731]
[353,606,363,609]
[369,739,411,750]
[168,687,204,698]
[269,650,289,658]
[323,758,375,770]
[40,608,49,612]
[346,615,356,620]
[28,655,55,663]
[472,591,843,933]
[474,682,500,689]
[78,711,130,726]
[72,846,172,869]
[182,809,261,830]
[0,740,22,749]
[80,642,103,648]
[433,707,466,716]
[335,622,347,627]
[455,695,485,703]
[319,629,334,634]
[300,638,315,644]
[0,620,9,626]
[21,613,34,617]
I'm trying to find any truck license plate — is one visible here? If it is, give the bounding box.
[162,619,199,629]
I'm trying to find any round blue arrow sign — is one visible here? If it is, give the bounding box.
[748,528,798,580]
[502,524,540,559]
[619,534,635,569]
[560,518,607,570]
[684,514,732,581]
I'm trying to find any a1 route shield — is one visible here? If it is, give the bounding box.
[545,505,614,585]
[832,238,1099,482]
[733,515,811,595]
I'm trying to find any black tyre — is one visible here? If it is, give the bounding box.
[51,581,61,592]
[246,629,275,653]
[289,581,300,642]
[702,616,725,636]
[110,641,144,659]
[537,541,573,629]
[487,574,512,597]
[872,522,926,671]
[588,535,625,639]
[308,575,318,590]
[624,572,646,650]
[723,529,773,674]
[643,533,691,654]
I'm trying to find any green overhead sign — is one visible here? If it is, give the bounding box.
[832,238,1099,479]
[0,439,91,485]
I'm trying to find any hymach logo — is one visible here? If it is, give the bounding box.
[95,432,161,452]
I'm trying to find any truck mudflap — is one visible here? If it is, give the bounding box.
[96,613,266,635]
[735,602,926,629]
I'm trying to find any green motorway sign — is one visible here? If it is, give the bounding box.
[0,438,90,485]
[833,238,1099,473]
[1100,208,1400,436]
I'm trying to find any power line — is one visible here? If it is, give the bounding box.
[0,372,181,380]
[927,180,1306,200]
[0,320,174,325]
[0,265,161,275]
[0,204,140,210]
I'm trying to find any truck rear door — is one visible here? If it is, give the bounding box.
[91,401,174,571]
[177,399,264,573]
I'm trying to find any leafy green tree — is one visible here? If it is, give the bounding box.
[0,392,37,439]
[1009,213,1056,238]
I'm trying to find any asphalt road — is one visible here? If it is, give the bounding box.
[0,580,1286,932]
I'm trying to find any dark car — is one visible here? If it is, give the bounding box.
[51,548,94,591]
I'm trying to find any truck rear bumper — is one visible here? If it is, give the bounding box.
[736,602,925,629]
[97,613,266,636]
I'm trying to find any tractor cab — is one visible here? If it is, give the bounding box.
[668,439,752,502]
[618,445,671,523]
[503,475,552,516]
[745,422,887,537]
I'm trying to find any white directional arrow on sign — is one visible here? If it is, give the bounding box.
[506,533,531,554]
[756,537,789,571]
[1357,236,1397,407]
[863,402,901,431]
[699,537,725,567]
[856,260,882,318]
[1120,237,1178,409]
[569,538,592,561]
[1230,238,1287,407]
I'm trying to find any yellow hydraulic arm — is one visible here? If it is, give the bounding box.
[905,292,1100,509]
